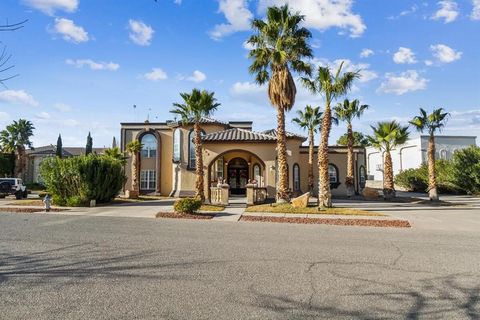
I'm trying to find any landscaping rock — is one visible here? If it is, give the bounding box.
[291,192,310,208]
[362,187,379,199]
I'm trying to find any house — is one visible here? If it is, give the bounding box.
[120,117,367,202]
[366,135,477,182]
[26,146,106,183]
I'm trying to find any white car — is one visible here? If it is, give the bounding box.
[0,178,28,199]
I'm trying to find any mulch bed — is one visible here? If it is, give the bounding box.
[240,215,411,228]
[0,207,68,213]
[156,211,216,220]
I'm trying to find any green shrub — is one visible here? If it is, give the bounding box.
[395,167,428,192]
[0,153,14,176]
[26,182,45,191]
[451,146,480,195]
[174,197,202,214]
[40,155,126,207]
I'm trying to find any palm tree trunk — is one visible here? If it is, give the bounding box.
[14,146,26,180]
[276,108,289,202]
[131,153,139,193]
[318,104,332,208]
[346,123,355,197]
[308,128,314,193]
[383,151,395,199]
[194,122,205,202]
[428,134,439,201]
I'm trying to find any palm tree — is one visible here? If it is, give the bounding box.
[302,62,359,208]
[170,89,220,202]
[0,119,34,179]
[247,4,312,202]
[367,121,410,199]
[126,140,142,198]
[105,147,126,164]
[292,106,322,193]
[409,108,449,201]
[334,99,369,197]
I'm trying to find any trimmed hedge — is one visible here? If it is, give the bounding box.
[40,155,126,206]
[174,198,202,214]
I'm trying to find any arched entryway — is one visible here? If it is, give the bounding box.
[227,157,249,195]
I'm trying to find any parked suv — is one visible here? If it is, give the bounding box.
[0,178,28,199]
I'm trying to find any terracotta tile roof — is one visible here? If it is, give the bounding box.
[261,129,307,141]
[202,128,277,142]
[27,146,106,156]
[167,117,228,127]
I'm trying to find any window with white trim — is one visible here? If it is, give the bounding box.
[328,164,338,183]
[253,164,261,185]
[140,170,156,190]
[188,129,205,169]
[215,158,224,180]
[173,129,181,162]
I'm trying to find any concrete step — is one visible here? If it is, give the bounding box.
[227,203,247,209]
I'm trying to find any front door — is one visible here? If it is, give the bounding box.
[227,158,248,195]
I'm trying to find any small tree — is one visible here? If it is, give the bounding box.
[56,134,63,158]
[85,132,93,155]
[409,108,449,201]
[0,119,35,179]
[104,147,126,164]
[292,105,322,193]
[126,140,142,197]
[368,121,409,199]
[334,99,369,197]
[337,131,370,147]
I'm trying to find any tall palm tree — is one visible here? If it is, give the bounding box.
[247,4,312,202]
[105,147,127,164]
[367,121,410,199]
[170,89,220,202]
[409,108,449,201]
[292,106,322,193]
[126,140,142,197]
[334,99,369,197]
[302,62,359,208]
[0,119,35,179]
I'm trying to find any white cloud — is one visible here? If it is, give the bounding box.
[393,47,417,64]
[424,60,434,66]
[377,70,428,95]
[0,90,39,107]
[53,18,89,43]
[430,44,462,63]
[0,112,9,121]
[66,59,119,71]
[36,111,51,119]
[472,0,480,19]
[242,40,256,50]
[230,81,265,96]
[432,0,459,23]
[258,0,366,38]
[210,0,253,40]
[182,70,207,83]
[174,0,182,4]
[53,103,72,112]
[144,68,168,81]
[22,0,78,15]
[312,58,378,83]
[360,48,374,58]
[128,19,154,46]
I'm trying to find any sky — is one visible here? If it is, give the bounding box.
[0,0,479,148]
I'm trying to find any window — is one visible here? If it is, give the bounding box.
[440,149,448,160]
[188,129,205,169]
[328,164,338,183]
[253,164,262,185]
[173,129,181,162]
[359,166,366,184]
[293,163,300,191]
[215,158,224,181]
[141,134,157,158]
[140,170,156,190]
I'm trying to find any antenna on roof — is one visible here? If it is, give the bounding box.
[133,105,137,122]
[147,107,151,122]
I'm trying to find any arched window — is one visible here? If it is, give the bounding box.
[359,165,366,188]
[188,129,205,169]
[173,129,182,163]
[293,163,300,191]
[253,164,262,185]
[328,164,338,183]
[141,134,157,158]
[440,149,448,160]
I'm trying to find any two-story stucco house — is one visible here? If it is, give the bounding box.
[120,117,367,202]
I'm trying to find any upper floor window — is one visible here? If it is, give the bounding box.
[293,163,300,191]
[328,164,338,183]
[188,129,205,168]
[141,134,157,158]
[173,129,181,163]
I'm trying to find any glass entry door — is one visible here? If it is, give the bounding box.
[227,158,248,195]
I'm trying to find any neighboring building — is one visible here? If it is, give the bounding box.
[26,146,106,183]
[366,135,477,181]
[120,118,367,201]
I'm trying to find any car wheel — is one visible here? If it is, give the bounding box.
[23,190,28,198]
[0,194,5,199]
[15,192,23,200]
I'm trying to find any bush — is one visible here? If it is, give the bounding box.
[174,197,202,214]
[451,146,480,195]
[26,182,45,191]
[40,155,127,207]
[0,153,14,177]
[395,167,428,192]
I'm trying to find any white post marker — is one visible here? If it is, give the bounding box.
[43,194,51,212]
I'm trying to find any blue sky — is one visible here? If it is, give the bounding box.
[0,0,479,148]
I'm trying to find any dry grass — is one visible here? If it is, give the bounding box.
[245,203,384,216]
[7,199,44,206]
[199,204,225,212]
